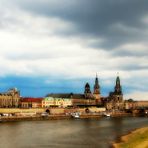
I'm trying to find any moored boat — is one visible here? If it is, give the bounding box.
[71,112,80,118]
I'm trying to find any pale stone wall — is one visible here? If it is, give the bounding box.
[125,101,148,109]
[50,108,65,114]
[136,101,148,107]
[106,102,125,110]
[0,107,106,115]
[88,107,106,112]
[0,108,45,114]
[65,107,106,114]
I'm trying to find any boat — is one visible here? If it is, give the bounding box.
[103,113,111,117]
[71,112,80,118]
[106,114,111,117]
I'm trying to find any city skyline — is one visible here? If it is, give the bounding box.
[0,0,148,100]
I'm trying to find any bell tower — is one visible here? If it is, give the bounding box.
[93,74,101,104]
[94,73,100,94]
[112,74,123,103]
[114,75,122,95]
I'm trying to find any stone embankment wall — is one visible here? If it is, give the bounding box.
[0,115,71,122]
[0,108,45,114]
[0,107,106,115]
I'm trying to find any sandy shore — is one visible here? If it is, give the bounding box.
[113,127,148,148]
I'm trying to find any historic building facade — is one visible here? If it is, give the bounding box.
[46,75,101,107]
[106,76,125,110]
[0,88,20,108]
[21,97,43,108]
[42,97,72,108]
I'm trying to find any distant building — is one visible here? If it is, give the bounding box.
[125,100,148,109]
[0,88,20,108]
[21,97,43,108]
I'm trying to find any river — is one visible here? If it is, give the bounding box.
[0,117,147,148]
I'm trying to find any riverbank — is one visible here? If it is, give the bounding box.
[113,127,148,148]
[0,115,71,122]
[0,114,104,122]
[0,108,133,122]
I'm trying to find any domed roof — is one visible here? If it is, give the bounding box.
[85,82,90,88]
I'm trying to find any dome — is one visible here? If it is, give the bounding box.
[85,82,90,88]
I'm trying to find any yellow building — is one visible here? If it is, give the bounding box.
[0,88,20,108]
[42,97,72,108]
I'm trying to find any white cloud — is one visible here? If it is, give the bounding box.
[0,0,148,100]
[0,2,110,78]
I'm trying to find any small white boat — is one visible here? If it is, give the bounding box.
[104,113,111,117]
[71,112,80,118]
[41,112,48,117]
[106,114,111,117]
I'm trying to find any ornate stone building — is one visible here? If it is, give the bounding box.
[0,88,20,108]
[106,76,124,110]
[46,74,126,109]
[46,75,102,107]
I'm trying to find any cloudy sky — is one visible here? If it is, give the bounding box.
[0,0,148,100]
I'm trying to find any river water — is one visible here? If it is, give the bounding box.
[0,117,147,148]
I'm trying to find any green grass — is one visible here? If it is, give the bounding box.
[118,128,148,148]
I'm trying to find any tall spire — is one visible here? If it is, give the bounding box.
[114,74,122,94]
[94,73,100,94]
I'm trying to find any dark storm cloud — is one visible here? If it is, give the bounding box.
[14,0,148,48]
[111,49,148,57]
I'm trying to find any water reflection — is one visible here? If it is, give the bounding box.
[0,117,147,148]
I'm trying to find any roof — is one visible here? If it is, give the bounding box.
[46,93,94,99]
[46,93,72,98]
[0,92,11,95]
[85,83,90,88]
[21,97,43,103]
[72,94,85,99]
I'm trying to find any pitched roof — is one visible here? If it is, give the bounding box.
[21,97,43,103]
[46,93,94,99]
[46,93,72,98]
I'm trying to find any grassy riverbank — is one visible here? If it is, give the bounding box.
[113,127,148,148]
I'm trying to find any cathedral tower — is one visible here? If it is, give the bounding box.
[93,74,101,103]
[112,74,123,102]
[94,74,100,94]
[114,76,122,94]
[107,74,124,110]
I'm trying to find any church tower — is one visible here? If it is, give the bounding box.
[107,74,124,110]
[93,74,101,103]
[114,76,122,94]
[94,74,100,94]
[112,74,123,102]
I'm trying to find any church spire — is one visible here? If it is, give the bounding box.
[114,73,122,94]
[94,73,100,94]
